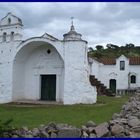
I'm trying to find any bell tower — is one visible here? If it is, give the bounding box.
[63,18,97,104]
[0,12,23,43]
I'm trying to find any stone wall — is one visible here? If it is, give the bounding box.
[81,93,140,138]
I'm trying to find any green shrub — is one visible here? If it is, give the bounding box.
[0,119,13,138]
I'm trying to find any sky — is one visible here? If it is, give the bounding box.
[0,2,140,48]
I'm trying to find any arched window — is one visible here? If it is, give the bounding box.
[8,18,11,24]
[10,32,14,41]
[131,75,136,84]
[3,32,7,42]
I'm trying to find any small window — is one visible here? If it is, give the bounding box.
[10,32,14,41]
[47,49,51,54]
[8,18,11,24]
[120,61,125,70]
[3,32,7,42]
[131,75,136,84]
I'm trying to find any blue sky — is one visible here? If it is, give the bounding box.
[0,2,140,48]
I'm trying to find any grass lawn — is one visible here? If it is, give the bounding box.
[0,96,129,128]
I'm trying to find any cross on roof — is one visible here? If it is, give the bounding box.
[71,17,74,26]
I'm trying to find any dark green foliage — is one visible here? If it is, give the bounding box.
[96,45,104,51]
[90,43,140,58]
[88,47,94,52]
[0,119,13,138]
[93,51,103,58]
[106,44,119,50]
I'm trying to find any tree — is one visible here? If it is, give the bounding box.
[94,52,103,58]
[106,43,119,49]
[106,44,112,49]
[96,45,104,51]
[125,43,135,48]
[88,47,94,52]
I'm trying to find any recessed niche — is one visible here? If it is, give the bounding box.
[47,49,51,54]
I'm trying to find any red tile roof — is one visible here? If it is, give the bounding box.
[96,57,116,65]
[129,57,140,65]
[92,56,140,65]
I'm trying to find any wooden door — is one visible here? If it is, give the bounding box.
[109,79,116,93]
[41,75,56,101]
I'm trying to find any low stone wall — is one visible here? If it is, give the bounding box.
[9,123,81,138]
[81,93,140,138]
[4,93,140,138]
[116,89,136,96]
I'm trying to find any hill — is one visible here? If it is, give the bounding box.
[88,43,140,58]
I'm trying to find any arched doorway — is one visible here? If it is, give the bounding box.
[12,41,64,102]
[109,79,116,93]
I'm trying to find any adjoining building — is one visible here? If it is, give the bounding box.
[90,55,140,95]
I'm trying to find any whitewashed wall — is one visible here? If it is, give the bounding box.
[13,43,64,102]
[116,55,129,90]
[63,41,97,104]
[0,41,21,103]
[129,66,140,89]
[97,65,117,88]
[0,37,97,104]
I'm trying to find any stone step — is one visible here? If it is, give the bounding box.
[89,75,114,96]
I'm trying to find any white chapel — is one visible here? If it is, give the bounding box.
[0,13,97,104]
